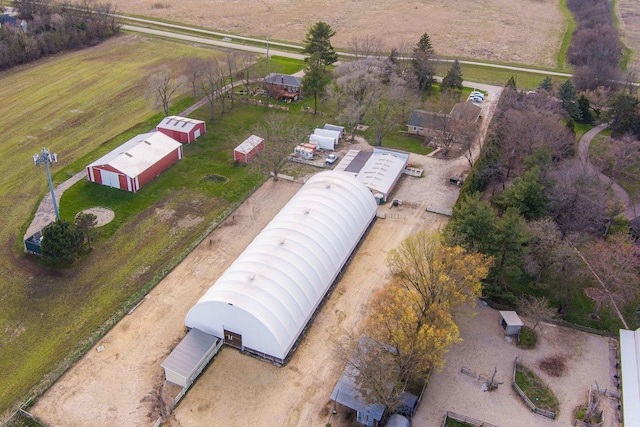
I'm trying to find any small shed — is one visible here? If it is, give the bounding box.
[156,116,206,144]
[161,328,223,388]
[234,134,265,163]
[323,123,345,139]
[314,128,340,146]
[309,134,335,151]
[499,311,524,336]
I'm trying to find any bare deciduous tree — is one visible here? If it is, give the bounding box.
[366,74,417,146]
[252,113,306,180]
[348,34,385,59]
[583,86,612,120]
[580,234,640,322]
[331,57,388,141]
[516,295,557,330]
[185,57,206,98]
[148,66,184,115]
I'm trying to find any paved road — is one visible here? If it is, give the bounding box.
[122,19,571,78]
[122,25,307,61]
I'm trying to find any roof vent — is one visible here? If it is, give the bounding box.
[304,208,310,215]
[125,153,132,157]
[279,239,285,246]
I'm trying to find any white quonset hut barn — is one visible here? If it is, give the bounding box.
[86,131,183,193]
[184,171,377,365]
[156,116,206,144]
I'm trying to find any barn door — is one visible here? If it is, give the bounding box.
[101,170,120,189]
[223,329,242,350]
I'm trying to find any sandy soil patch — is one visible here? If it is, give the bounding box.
[415,304,619,427]
[77,207,115,227]
[111,0,565,67]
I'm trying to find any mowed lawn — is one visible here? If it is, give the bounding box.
[0,34,243,415]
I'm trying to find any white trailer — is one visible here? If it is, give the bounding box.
[309,134,336,151]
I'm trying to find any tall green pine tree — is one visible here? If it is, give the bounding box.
[441,59,463,91]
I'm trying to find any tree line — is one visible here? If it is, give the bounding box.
[0,0,120,71]
[446,84,640,323]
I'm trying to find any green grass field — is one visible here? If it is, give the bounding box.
[0,34,233,416]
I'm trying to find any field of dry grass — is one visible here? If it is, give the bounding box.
[113,0,566,67]
[618,0,640,71]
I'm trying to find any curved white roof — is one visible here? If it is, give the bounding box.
[185,171,377,361]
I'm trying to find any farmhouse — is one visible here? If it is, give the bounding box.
[263,73,302,101]
[86,131,183,192]
[407,101,481,136]
[334,148,409,202]
[156,115,206,144]
[234,134,265,163]
[183,171,377,365]
[406,109,447,137]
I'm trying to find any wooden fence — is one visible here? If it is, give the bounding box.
[512,358,557,420]
[442,411,499,427]
[460,366,490,384]
[286,156,325,168]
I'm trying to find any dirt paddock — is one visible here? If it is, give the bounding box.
[30,141,459,426]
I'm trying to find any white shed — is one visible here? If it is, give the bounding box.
[185,171,377,364]
[499,311,524,336]
[314,128,340,146]
[309,134,336,151]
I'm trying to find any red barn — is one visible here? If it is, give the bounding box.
[234,134,265,163]
[86,132,183,193]
[156,116,206,144]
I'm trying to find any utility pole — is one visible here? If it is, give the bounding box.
[266,35,270,73]
[33,147,60,221]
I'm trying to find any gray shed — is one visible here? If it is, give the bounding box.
[161,328,222,388]
[499,311,524,336]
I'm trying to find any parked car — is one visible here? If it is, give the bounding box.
[325,154,339,165]
[469,95,483,103]
[470,90,484,98]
